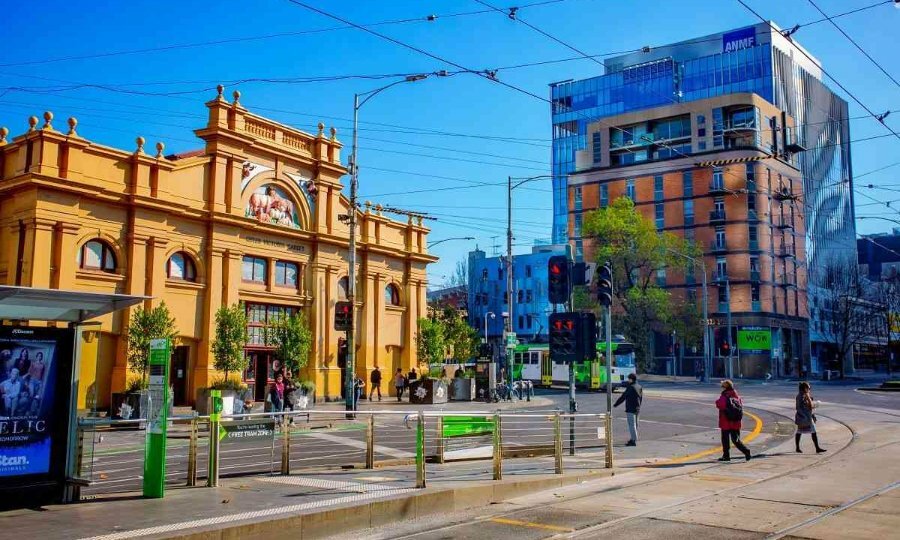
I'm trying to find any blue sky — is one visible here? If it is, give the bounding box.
[2,0,899,287]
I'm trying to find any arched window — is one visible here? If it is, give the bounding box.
[77,239,116,273]
[167,252,197,282]
[337,276,349,300]
[385,284,401,306]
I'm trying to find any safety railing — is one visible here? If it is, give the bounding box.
[73,409,611,498]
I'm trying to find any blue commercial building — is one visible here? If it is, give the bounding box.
[551,22,856,370]
[467,243,568,347]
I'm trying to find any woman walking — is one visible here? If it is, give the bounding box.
[795,382,826,453]
[715,380,751,462]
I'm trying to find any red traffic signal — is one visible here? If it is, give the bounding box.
[548,255,572,304]
[334,301,353,331]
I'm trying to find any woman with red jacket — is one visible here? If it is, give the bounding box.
[715,379,751,462]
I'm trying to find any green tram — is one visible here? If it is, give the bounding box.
[511,339,636,390]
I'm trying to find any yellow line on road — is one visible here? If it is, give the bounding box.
[489,517,575,532]
[651,411,764,466]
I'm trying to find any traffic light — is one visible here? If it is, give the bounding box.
[478,343,493,359]
[580,312,597,361]
[549,312,580,363]
[334,301,353,331]
[596,262,613,307]
[548,255,572,304]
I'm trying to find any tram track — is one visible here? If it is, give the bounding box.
[372,399,874,540]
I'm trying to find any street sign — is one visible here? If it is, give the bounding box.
[442,416,494,438]
[143,338,170,498]
[505,332,517,348]
[219,419,277,441]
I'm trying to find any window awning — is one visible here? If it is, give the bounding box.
[0,286,148,323]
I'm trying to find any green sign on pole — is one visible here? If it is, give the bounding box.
[143,338,170,498]
[737,327,772,351]
[442,416,494,438]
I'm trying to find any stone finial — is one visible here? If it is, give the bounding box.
[67,117,78,136]
[330,126,337,140]
[0,127,8,146]
[155,141,165,158]
[364,201,372,213]
[408,215,414,225]
[42,111,54,130]
[216,84,224,100]
[317,122,325,137]
[135,136,145,155]
[375,203,383,216]
[231,90,241,107]
[28,116,38,132]
[417,216,423,226]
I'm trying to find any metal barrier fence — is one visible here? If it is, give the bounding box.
[73,409,611,499]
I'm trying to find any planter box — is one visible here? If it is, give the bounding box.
[409,379,449,405]
[195,388,238,416]
[450,378,475,401]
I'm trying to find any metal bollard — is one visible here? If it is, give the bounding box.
[186,415,197,486]
[365,414,375,469]
[554,412,563,474]
[207,420,220,487]
[415,411,426,488]
[492,412,503,481]
[604,413,613,469]
[281,414,291,475]
[435,416,445,464]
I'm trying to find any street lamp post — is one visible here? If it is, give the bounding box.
[506,175,555,382]
[427,236,475,248]
[484,311,496,344]
[667,248,711,383]
[346,74,430,412]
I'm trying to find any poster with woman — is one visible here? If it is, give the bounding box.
[245,185,299,228]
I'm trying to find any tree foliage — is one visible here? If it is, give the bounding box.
[450,258,468,289]
[582,196,702,370]
[267,311,313,376]
[127,301,178,381]
[870,280,899,377]
[439,307,480,361]
[416,317,446,366]
[212,303,249,383]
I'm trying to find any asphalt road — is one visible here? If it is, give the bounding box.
[79,386,788,498]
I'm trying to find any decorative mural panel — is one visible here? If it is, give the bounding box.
[246,185,299,228]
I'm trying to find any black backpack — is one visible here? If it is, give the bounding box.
[724,395,743,422]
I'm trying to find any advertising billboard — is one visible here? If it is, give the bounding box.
[737,327,772,352]
[0,326,73,486]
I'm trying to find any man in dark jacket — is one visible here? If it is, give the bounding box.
[369,366,382,401]
[613,373,642,446]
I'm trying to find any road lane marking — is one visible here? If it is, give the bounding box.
[490,517,575,532]
[650,411,764,466]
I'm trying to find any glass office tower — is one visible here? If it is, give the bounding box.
[551,22,856,369]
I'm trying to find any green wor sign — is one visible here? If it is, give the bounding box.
[737,327,772,351]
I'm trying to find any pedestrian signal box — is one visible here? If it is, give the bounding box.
[334,301,353,331]
[548,255,572,304]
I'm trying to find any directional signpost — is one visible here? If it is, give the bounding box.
[143,338,170,498]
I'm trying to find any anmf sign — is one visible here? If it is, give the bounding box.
[722,27,757,53]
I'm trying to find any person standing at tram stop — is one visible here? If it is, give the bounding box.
[716,379,751,461]
[394,368,406,402]
[614,373,642,447]
[795,381,826,454]
[369,366,382,402]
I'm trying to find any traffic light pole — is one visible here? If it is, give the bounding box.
[568,287,576,456]
[605,303,613,469]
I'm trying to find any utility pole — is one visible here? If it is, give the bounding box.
[506,175,514,388]
[346,92,360,412]
[726,279,733,380]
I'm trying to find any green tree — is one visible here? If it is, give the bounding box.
[267,311,313,376]
[127,301,178,382]
[416,317,446,366]
[582,196,701,370]
[439,307,479,361]
[212,303,249,383]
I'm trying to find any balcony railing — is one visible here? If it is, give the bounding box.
[709,210,726,223]
[713,272,729,283]
[712,241,728,253]
[709,181,729,194]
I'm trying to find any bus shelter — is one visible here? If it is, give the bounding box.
[0,285,146,507]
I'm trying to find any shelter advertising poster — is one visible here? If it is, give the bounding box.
[0,327,64,477]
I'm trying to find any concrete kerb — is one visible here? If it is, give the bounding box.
[167,469,617,540]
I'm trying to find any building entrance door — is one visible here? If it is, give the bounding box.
[254,353,273,402]
[170,345,189,406]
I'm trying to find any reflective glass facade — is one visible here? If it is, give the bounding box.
[551,22,856,359]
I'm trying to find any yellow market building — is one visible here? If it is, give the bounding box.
[0,87,435,409]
